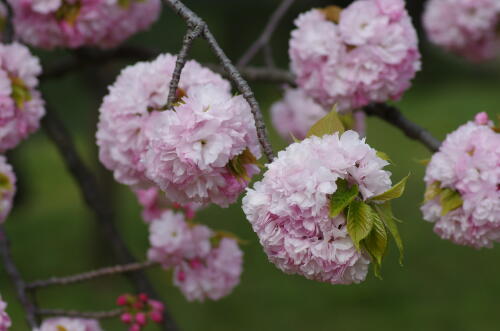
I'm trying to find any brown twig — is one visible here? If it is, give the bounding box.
[36,308,123,320]
[363,103,441,152]
[237,0,296,67]
[0,225,38,329]
[27,261,157,289]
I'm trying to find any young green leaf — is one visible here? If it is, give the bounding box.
[339,113,354,130]
[372,202,404,265]
[376,151,392,163]
[306,106,345,138]
[347,200,374,250]
[424,181,442,202]
[440,188,463,216]
[363,208,388,267]
[290,132,301,143]
[329,179,359,218]
[369,174,410,202]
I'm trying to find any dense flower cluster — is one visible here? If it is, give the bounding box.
[147,210,243,301]
[243,131,392,284]
[0,42,44,152]
[117,293,164,330]
[271,87,328,141]
[289,0,420,112]
[37,317,102,331]
[423,0,500,61]
[421,113,500,248]
[0,156,15,223]
[97,53,261,207]
[0,294,11,331]
[9,0,161,49]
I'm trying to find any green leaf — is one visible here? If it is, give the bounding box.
[372,202,404,266]
[0,173,11,191]
[347,200,374,251]
[290,132,301,143]
[376,151,392,163]
[370,174,410,202]
[306,106,345,138]
[424,181,442,202]
[363,208,387,271]
[329,179,359,218]
[418,158,430,166]
[339,113,354,130]
[440,189,463,216]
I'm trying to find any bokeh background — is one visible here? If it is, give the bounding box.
[2,0,500,330]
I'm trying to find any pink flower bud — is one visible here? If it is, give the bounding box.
[133,301,144,310]
[121,312,133,324]
[138,293,149,302]
[176,270,186,282]
[150,310,164,323]
[149,299,164,312]
[116,294,129,306]
[129,324,141,331]
[135,312,147,326]
[475,112,489,125]
[189,258,203,270]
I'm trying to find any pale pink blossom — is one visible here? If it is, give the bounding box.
[9,0,161,49]
[423,0,500,61]
[243,131,392,284]
[0,156,16,223]
[37,317,102,331]
[0,294,11,331]
[289,0,420,112]
[0,42,44,152]
[422,114,500,248]
[271,87,328,141]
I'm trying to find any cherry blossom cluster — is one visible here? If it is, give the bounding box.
[36,317,102,331]
[243,129,403,284]
[97,53,261,208]
[117,293,164,330]
[421,113,500,248]
[147,210,243,301]
[423,0,500,61]
[8,0,161,49]
[0,42,45,152]
[0,294,11,331]
[289,0,420,112]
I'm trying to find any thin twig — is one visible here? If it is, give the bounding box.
[0,225,38,329]
[27,261,157,289]
[36,308,122,320]
[41,108,177,331]
[263,44,276,68]
[166,25,204,109]
[363,103,441,152]
[237,0,295,67]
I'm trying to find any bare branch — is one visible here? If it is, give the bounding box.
[27,261,157,289]
[263,44,276,68]
[0,225,38,329]
[237,0,296,67]
[363,103,441,152]
[36,308,122,320]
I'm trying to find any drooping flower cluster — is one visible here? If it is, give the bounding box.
[421,113,500,249]
[9,0,161,49]
[289,0,421,112]
[271,87,328,141]
[0,294,11,331]
[0,156,16,223]
[243,131,395,284]
[423,0,500,61]
[117,293,164,330]
[147,210,243,301]
[0,42,44,152]
[37,317,102,331]
[97,53,261,207]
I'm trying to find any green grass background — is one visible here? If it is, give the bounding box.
[1,0,500,330]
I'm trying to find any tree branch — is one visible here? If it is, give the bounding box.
[40,108,177,331]
[237,0,296,67]
[363,103,441,152]
[0,225,38,329]
[36,308,122,320]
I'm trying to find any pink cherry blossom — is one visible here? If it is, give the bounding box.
[289,0,420,112]
[37,317,102,331]
[0,294,11,331]
[423,0,500,61]
[421,114,500,248]
[243,131,393,284]
[0,42,44,152]
[0,156,16,223]
[9,0,161,49]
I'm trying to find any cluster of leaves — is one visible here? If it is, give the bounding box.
[227,148,260,181]
[424,181,463,216]
[306,107,407,278]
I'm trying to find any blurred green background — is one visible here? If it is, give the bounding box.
[2,0,500,330]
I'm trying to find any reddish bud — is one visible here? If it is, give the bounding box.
[133,301,144,310]
[189,258,203,269]
[138,293,149,302]
[176,270,186,282]
[150,310,164,323]
[129,324,141,331]
[135,312,147,326]
[116,294,129,306]
[120,312,133,324]
[149,299,165,312]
